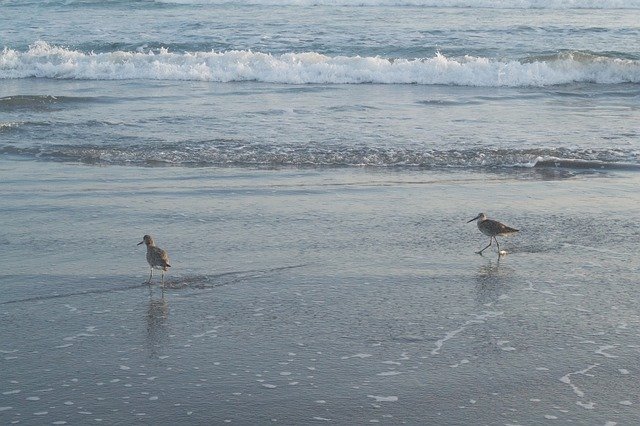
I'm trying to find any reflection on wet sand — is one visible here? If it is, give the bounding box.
[474,260,513,306]
[146,294,169,359]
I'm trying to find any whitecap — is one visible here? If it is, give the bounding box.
[4,43,637,87]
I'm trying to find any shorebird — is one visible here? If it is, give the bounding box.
[467,213,519,256]
[137,235,171,285]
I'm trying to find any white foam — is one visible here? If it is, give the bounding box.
[432,311,503,355]
[497,340,516,351]
[367,395,398,402]
[577,401,595,410]
[2,42,638,87]
[341,353,372,360]
[450,359,470,368]
[560,364,599,409]
[595,345,619,358]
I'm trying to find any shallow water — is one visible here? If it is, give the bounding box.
[2,159,640,424]
[2,79,639,169]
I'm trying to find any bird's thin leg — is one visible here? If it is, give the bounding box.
[495,237,502,258]
[476,238,493,255]
[161,270,165,288]
[147,268,153,284]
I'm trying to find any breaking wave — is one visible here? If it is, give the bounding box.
[2,42,639,87]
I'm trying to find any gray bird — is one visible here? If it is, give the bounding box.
[467,213,519,256]
[137,235,171,285]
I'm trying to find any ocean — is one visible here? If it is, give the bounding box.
[1,0,640,424]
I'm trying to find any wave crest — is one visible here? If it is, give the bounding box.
[2,42,639,86]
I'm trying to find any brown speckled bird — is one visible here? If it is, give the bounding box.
[137,235,171,285]
[467,213,519,256]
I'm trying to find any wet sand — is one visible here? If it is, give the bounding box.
[2,158,640,424]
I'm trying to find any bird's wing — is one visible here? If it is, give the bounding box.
[155,247,171,267]
[497,222,519,234]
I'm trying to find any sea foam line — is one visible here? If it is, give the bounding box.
[3,142,639,170]
[559,364,599,409]
[2,42,639,86]
[431,311,503,355]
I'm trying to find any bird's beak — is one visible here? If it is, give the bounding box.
[467,214,480,223]
[137,241,144,246]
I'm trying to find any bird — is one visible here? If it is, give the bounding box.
[137,235,171,286]
[467,213,519,256]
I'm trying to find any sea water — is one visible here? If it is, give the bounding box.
[1,1,639,168]
[1,1,640,424]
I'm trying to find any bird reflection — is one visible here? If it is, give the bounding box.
[474,259,512,306]
[146,295,169,359]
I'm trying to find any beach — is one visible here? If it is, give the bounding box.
[2,158,640,424]
[2,0,640,423]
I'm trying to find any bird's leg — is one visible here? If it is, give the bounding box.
[495,237,501,252]
[147,268,153,284]
[476,238,493,255]
[161,270,165,288]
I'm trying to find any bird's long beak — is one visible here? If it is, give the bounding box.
[137,241,144,246]
[467,214,480,223]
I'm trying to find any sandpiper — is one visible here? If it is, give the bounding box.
[137,235,171,285]
[467,213,519,256]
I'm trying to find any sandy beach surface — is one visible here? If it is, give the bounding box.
[2,157,640,425]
